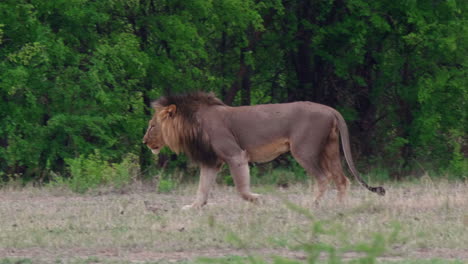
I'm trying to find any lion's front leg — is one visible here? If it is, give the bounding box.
[230,163,260,202]
[182,165,218,210]
[227,151,260,203]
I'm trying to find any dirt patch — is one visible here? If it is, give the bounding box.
[1,247,467,262]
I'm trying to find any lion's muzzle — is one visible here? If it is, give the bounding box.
[151,148,160,155]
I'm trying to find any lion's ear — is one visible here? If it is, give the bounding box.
[159,104,177,119]
[167,104,177,117]
[150,101,159,110]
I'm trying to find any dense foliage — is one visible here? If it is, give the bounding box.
[0,0,466,182]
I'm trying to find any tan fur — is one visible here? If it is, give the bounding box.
[157,106,185,154]
[247,138,290,163]
[143,92,385,209]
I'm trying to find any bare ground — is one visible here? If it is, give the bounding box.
[1,247,468,263]
[0,180,467,263]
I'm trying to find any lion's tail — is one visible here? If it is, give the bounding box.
[334,111,385,196]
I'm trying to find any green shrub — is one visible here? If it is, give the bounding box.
[157,178,176,193]
[58,151,138,193]
[0,259,33,264]
[251,168,297,186]
[447,130,467,178]
[223,174,235,186]
[151,170,179,193]
[364,167,392,183]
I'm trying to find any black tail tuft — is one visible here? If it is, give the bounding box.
[369,186,386,196]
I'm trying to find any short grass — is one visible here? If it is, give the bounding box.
[0,179,467,263]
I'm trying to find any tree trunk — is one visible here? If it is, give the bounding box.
[225,27,261,105]
[355,52,378,157]
[291,1,314,102]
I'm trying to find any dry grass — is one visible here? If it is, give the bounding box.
[0,179,467,263]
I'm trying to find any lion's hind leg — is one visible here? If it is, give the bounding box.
[290,146,330,205]
[290,133,333,204]
[330,162,350,203]
[321,152,350,203]
[322,120,350,203]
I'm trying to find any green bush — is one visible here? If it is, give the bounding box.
[251,167,299,187]
[151,169,179,193]
[0,259,33,264]
[54,151,138,193]
[447,130,467,178]
[157,178,177,193]
[223,174,235,186]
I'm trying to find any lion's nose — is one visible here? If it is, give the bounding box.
[142,139,147,144]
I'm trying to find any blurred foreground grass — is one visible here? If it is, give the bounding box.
[0,180,467,263]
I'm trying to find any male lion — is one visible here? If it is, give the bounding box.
[143,92,385,209]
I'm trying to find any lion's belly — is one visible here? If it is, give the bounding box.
[247,138,290,163]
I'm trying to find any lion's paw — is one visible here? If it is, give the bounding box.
[242,193,261,203]
[181,203,203,210]
[181,204,194,210]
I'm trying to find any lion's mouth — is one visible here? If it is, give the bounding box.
[150,147,160,155]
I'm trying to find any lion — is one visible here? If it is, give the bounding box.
[143,92,385,209]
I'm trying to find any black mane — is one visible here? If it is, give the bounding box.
[152,91,225,109]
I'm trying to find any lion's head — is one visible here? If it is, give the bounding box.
[142,114,165,155]
[143,92,225,166]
